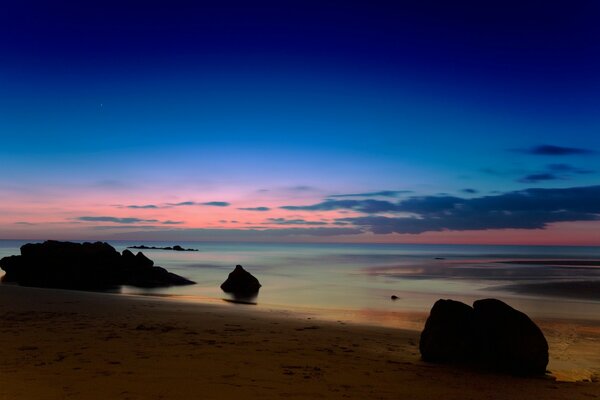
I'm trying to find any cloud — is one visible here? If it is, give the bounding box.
[281,199,400,213]
[166,201,230,207]
[77,216,183,225]
[517,164,595,183]
[518,173,560,183]
[78,216,159,224]
[461,188,478,194]
[201,201,230,207]
[328,190,412,198]
[109,227,364,240]
[547,163,594,174]
[335,185,600,234]
[14,221,35,225]
[167,201,197,206]
[266,218,328,226]
[514,144,595,156]
[238,207,271,211]
[288,185,317,192]
[126,204,159,209]
[91,225,164,230]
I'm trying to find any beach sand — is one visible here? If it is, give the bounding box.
[0,285,599,400]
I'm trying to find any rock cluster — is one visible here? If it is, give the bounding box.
[419,298,548,375]
[0,240,195,289]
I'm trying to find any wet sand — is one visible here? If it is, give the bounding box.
[0,285,599,400]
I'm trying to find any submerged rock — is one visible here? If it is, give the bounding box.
[0,240,195,289]
[419,298,548,375]
[220,265,261,295]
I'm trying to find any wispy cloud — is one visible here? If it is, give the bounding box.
[547,163,594,174]
[109,227,364,240]
[513,144,595,156]
[516,163,595,183]
[77,216,183,225]
[78,216,159,224]
[281,199,400,213]
[167,201,197,206]
[328,190,412,198]
[126,204,159,209]
[266,218,327,226]
[166,201,230,207]
[201,201,230,207]
[238,207,271,211]
[91,225,164,230]
[518,173,560,183]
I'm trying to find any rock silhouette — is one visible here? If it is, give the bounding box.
[127,244,198,251]
[419,298,548,375]
[420,299,474,363]
[220,265,261,296]
[0,240,195,289]
[471,298,549,375]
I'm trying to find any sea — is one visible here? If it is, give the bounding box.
[1,240,599,323]
[1,239,599,381]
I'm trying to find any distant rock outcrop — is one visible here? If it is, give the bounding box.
[127,244,198,251]
[220,265,261,295]
[0,240,195,289]
[419,298,548,375]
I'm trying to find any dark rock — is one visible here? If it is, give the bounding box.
[471,298,549,375]
[0,240,195,290]
[419,298,549,375]
[419,299,474,363]
[134,251,154,268]
[127,244,198,251]
[220,265,261,295]
[391,295,399,300]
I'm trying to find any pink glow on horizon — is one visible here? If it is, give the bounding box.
[2,184,600,245]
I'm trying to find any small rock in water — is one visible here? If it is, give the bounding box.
[220,265,261,296]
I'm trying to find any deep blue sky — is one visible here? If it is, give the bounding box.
[1,1,599,243]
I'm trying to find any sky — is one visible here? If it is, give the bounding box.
[1,0,600,245]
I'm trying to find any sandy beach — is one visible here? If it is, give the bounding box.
[1,285,599,400]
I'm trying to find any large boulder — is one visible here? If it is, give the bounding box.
[220,265,261,295]
[419,299,474,362]
[419,298,548,375]
[0,240,195,289]
[471,298,549,375]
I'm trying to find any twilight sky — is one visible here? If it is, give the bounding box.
[1,1,600,244]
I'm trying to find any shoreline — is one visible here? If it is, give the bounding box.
[1,284,599,399]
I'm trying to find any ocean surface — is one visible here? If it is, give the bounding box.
[1,240,599,326]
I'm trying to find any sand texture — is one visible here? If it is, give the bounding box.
[0,285,599,400]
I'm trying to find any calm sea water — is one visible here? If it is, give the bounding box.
[1,240,599,325]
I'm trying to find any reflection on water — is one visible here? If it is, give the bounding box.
[222,297,258,305]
